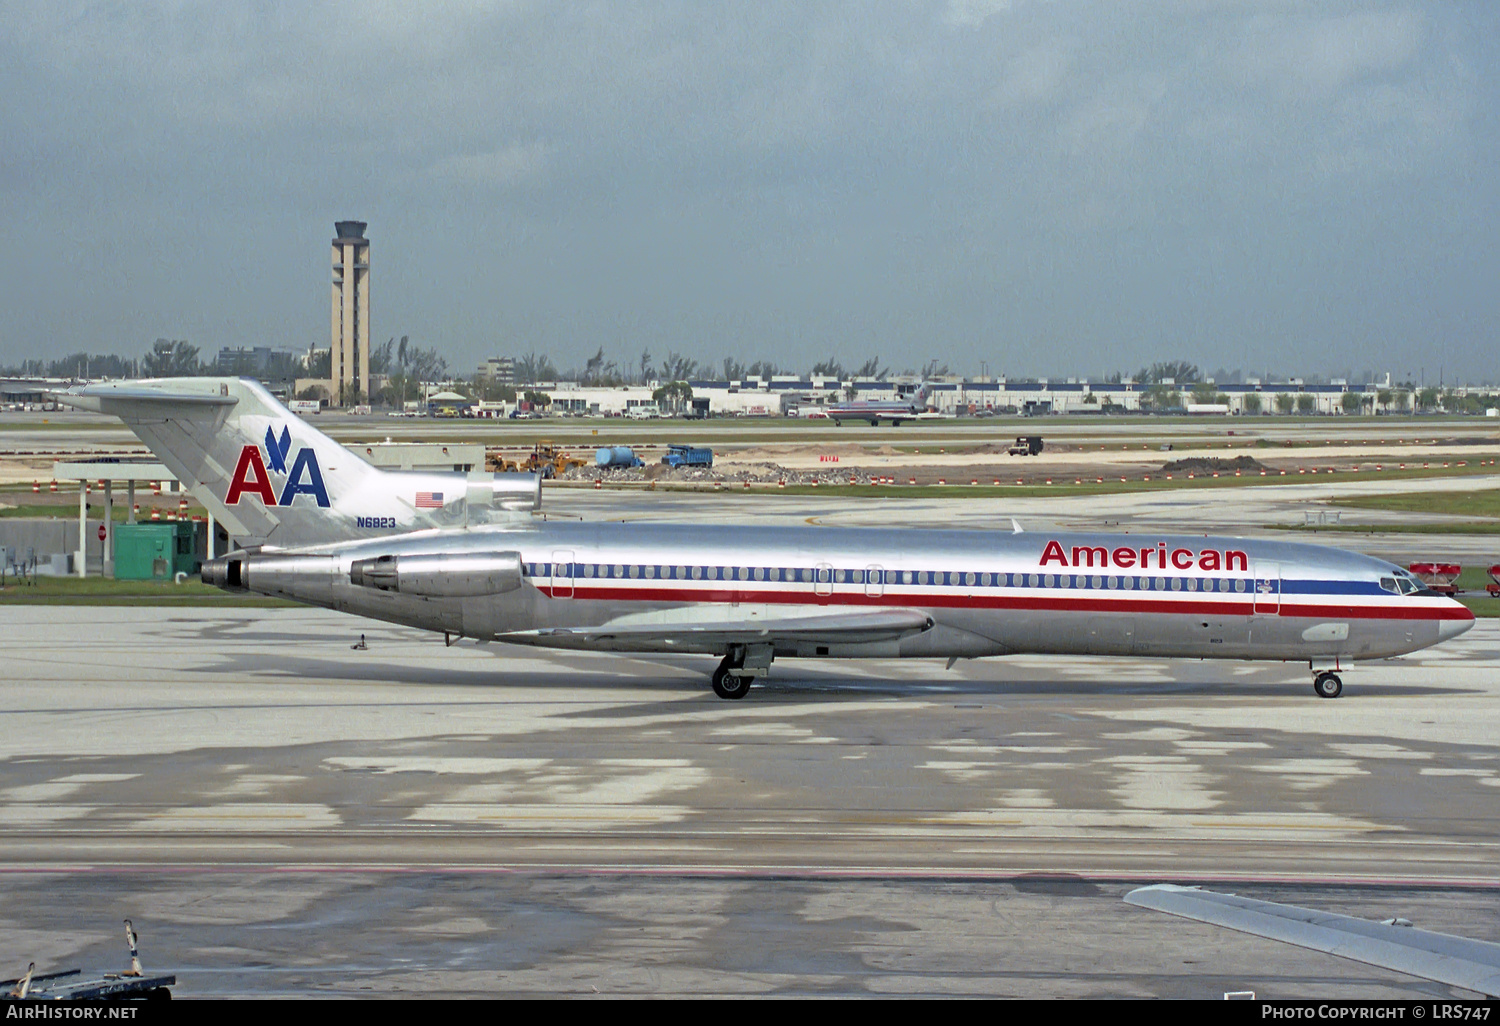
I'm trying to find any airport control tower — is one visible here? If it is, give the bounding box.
[330,220,370,406]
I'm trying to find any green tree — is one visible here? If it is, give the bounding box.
[471,378,517,403]
[305,349,332,377]
[369,338,396,374]
[381,371,412,407]
[1141,384,1181,411]
[652,381,693,414]
[1340,391,1364,414]
[1136,361,1201,385]
[1242,393,1262,414]
[1296,394,1316,414]
[1274,393,1295,414]
[141,339,202,377]
[406,346,449,384]
[659,352,698,383]
[1189,383,1227,405]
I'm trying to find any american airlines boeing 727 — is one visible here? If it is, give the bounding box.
[60,378,1475,700]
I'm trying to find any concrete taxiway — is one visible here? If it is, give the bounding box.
[2,607,1498,997]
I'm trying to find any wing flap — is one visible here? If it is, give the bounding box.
[502,608,933,649]
[1125,885,1500,997]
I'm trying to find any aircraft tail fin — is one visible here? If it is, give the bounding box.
[56,378,382,548]
[57,377,542,549]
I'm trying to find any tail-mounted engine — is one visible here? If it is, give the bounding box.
[349,551,525,597]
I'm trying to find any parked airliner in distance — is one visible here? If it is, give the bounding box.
[60,379,1475,700]
[826,384,934,426]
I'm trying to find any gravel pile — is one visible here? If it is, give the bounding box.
[1161,455,1267,473]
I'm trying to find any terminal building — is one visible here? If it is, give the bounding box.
[519,377,1414,418]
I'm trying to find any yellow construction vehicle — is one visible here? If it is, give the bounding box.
[487,441,587,478]
[528,440,588,479]
[485,450,524,473]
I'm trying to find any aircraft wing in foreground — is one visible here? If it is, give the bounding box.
[1125,884,1500,998]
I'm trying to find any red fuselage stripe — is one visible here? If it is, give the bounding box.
[535,585,1473,622]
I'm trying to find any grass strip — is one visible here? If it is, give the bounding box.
[0,576,296,606]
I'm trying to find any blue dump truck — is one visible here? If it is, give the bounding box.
[661,444,713,469]
[595,446,644,468]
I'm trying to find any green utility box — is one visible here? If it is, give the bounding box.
[113,522,201,580]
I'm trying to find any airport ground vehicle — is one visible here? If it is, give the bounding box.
[596,446,644,468]
[491,441,589,478]
[1007,436,1044,456]
[59,378,1477,701]
[661,445,713,469]
[1409,562,1461,596]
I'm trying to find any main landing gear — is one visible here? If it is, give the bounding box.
[711,656,752,700]
[710,643,774,700]
[1313,671,1343,699]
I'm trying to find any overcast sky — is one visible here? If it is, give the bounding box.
[2,1,1496,382]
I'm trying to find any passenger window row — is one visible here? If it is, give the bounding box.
[519,563,1261,593]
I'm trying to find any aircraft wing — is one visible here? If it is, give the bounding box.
[1124,885,1500,997]
[501,608,933,650]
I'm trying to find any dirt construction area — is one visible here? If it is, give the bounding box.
[2,409,1498,489]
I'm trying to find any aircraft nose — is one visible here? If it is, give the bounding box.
[1437,605,1476,641]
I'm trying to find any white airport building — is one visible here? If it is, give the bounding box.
[504,375,1461,418]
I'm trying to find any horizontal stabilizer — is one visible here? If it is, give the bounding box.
[51,384,238,415]
[1124,884,1500,997]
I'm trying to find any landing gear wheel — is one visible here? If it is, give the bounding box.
[1313,672,1343,699]
[712,662,752,700]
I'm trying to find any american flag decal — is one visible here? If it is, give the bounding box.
[415,492,444,509]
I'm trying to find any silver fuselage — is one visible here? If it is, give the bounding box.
[220,520,1475,663]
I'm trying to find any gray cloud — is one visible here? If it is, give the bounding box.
[1,1,1494,381]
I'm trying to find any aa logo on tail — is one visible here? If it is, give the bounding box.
[226,425,331,507]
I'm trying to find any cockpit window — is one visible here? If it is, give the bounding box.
[1396,577,1419,595]
[1380,577,1398,594]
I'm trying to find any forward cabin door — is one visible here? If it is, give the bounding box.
[1252,562,1280,616]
